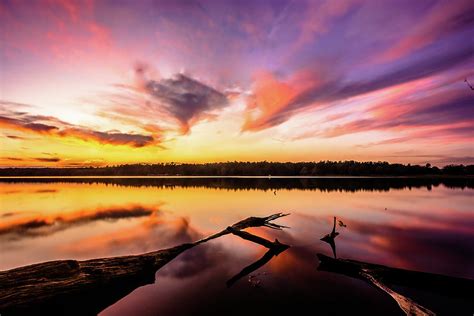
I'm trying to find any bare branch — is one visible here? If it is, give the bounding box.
[0,213,291,315]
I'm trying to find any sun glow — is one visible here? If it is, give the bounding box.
[1,0,472,167]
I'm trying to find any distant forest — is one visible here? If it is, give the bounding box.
[1,161,473,176]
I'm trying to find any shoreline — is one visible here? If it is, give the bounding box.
[0,175,473,179]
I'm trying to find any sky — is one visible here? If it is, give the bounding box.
[0,0,473,167]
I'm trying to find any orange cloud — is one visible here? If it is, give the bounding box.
[0,103,161,148]
[58,127,157,147]
[0,115,58,134]
[242,70,320,131]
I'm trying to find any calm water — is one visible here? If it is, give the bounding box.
[1,178,473,315]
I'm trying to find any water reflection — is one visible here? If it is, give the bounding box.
[320,216,340,258]
[0,214,291,316]
[1,176,473,191]
[0,178,473,315]
[0,205,159,241]
[317,215,474,315]
[226,236,289,288]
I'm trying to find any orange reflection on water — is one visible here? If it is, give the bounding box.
[0,179,473,281]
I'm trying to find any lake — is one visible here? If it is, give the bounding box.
[1,177,473,315]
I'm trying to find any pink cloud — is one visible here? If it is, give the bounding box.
[318,85,473,144]
[0,0,120,67]
[242,69,322,131]
[375,0,473,63]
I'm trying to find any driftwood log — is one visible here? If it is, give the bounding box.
[317,254,474,316]
[0,213,290,315]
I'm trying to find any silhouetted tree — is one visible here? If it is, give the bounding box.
[0,161,472,176]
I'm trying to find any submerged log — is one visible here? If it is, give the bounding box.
[0,213,289,315]
[1,245,192,315]
[317,253,474,316]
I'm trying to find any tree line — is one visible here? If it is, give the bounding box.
[1,161,473,176]
[1,176,472,190]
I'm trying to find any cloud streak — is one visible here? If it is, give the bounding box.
[375,0,474,63]
[319,86,474,142]
[1,0,473,164]
[243,43,474,132]
[0,102,160,148]
[33,157,61,163]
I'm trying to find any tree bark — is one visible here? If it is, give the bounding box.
[317,253,474,316]
[0,213,289,315]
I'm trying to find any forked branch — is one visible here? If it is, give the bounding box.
[0,213,290,316]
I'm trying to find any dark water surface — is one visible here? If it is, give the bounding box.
[1,177,473,315]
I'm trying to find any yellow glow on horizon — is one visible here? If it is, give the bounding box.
[0,87,468,167]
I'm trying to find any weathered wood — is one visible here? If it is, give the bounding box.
[0,213,289,315]
[227,226,281,249]
[320,216,339,259]
[317,254,474,316]
[194,212,289,245]
[0,245,192,315]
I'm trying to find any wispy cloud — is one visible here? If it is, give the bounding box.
[1,0,473,164]
[3,157,24,161]
[319,86,473,142]
[5,135,26,140]
[375,0,474,63]
[0,101,161,148]
[33,157,61,163]
[243,43,473,132]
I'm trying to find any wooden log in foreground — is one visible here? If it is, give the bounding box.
[317,254,474,316]
[0,213,289,316]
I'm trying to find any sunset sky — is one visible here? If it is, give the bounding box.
[1,0,473,167]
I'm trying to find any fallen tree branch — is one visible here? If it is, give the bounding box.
[317,254,474,316]
[359,271,435,316]
[226,239,289,288]
[195,212,289,245]
[0,213,290,316]
[227,226,281,249]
